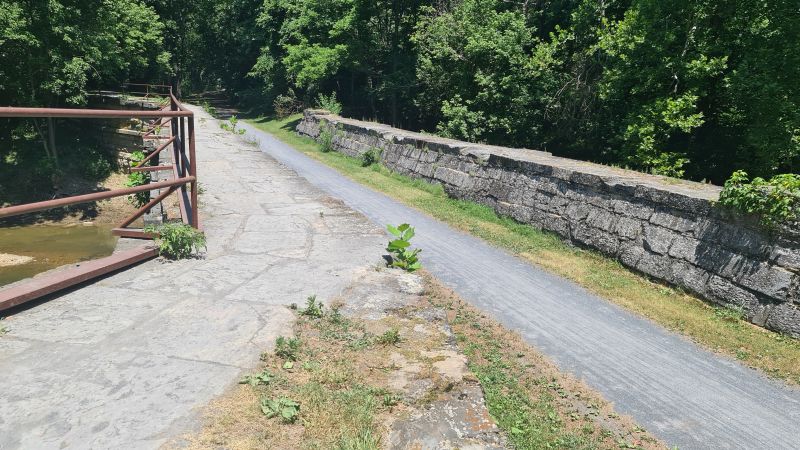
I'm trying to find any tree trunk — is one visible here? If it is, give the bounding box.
[47,117,58,167]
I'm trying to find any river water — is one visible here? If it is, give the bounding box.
[0,224,118,287]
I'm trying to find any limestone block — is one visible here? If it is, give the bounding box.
[433,167,470,188]
[733,263,794,300]
[642,225,677,255]
[572,223,620,255]
[764,303,800,338]
[618,241,646,269]
[610,199,654,220]
[564,202,590,222]
[613,216,643,240]
[585,207,616,232]
[650,210,697,233]
[668,236,700,261]
[669,261,712,296]
[635,249,673,279]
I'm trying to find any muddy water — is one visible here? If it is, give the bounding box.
[0,224,118,287]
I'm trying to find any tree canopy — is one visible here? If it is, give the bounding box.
[1,0,798,183]
[0,0,169,106]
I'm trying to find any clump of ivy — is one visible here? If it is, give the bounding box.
[718,170,800,227]
[144,222,207,259]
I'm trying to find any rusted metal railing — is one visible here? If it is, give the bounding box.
[0,86,199,310]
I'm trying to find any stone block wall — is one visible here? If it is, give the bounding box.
[297,110,800,337]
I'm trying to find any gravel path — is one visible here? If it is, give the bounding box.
[0,107,387,449]
[240,120,800,450]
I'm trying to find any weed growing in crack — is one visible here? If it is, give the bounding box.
[144,222,206,259]
[375,328,401,346]
[386,223,422,272]
[220,115,246,135]
[300,294,324,319]
[239,369,274,387]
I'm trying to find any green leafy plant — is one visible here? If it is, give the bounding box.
[126,171,151,208]
[125,150,150,207]
[300,294,324,318]
[714,305,746,322]
[261,396,300,423]
[130,150,146,165]
[375,328,401,346]
[144,222,206,259]
[274,92,303,118]
[382,392,402,407]
[220,115,246,135]
[319,124,334,153]
[718,170,800,226]
[239,369,274,386]
[315,92,342,115]
[275,336,302,361]
[360,147,381,167]
[386,223,422,271]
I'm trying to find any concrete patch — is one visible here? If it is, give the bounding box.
[389,385,505,450]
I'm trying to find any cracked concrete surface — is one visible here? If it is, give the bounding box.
[0,107,386,449]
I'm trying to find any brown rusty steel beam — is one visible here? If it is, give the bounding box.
[130,164,173,173]
[188,117,199,228]
[111,228,155,239]
[0,245,158,312]
[169,93,189,112]
[172,143,191,225]
[117,185,179,229]
[142,118,171,137]
[135,136,176,167]
[0,176,195,219]
[0,107,192,118]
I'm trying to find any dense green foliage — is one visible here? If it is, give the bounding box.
[205,0,799,183]
[719,171,800,226]
[2,0,799,185]
[0,0,169,107]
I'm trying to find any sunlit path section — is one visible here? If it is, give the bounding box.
[0,106,386,448]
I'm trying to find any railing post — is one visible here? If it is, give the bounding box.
[188,116,198,228]
[171,97,180,172]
